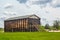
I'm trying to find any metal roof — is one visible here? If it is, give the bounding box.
[5,14,40,21]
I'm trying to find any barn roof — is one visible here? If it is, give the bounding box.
[5,14,40,21]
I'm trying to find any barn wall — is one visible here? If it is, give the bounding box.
[28,18,40,31]
[4,18,40,32]
[4,18,29,32]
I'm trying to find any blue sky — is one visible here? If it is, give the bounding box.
[0,0,60,28]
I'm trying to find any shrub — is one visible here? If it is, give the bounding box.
[39,25,47,32]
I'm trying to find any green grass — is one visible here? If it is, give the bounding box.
[0,32,60,40]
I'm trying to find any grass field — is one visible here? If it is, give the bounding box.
[0,32,60,40]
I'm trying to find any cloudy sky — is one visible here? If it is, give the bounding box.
[0,0,60,28]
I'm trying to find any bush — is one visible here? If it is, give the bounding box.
[39,25,47,32]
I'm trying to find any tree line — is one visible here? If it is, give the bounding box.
[39,20,60,32]
[45,20,60,30]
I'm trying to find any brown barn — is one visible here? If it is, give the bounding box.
[4,14,40,32]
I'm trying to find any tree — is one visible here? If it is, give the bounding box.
[45,24,50,29]
[53,20,60,30]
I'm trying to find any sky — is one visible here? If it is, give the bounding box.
[0,0,60,28]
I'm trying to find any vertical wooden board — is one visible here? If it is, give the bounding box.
[20,20,22,29]
[20,19,21,29]
[24,19,26,29]
[18,20,19,28]
[23,19,25,31]
[19,20,20,28]
[25,19,26,28]
[17,20,18,28]
[22,19,23,29]
[24,19,25,28]
[15,20,17,28]
[26,19,28,28]
[4,21,7,32]
[21,19,22,29]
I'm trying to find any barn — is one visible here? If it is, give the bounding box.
[4,14,41,32]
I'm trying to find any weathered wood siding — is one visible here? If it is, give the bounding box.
[4,16,40,32]
[28,18,40,31]
[4,18,29,32]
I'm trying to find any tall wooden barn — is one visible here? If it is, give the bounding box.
[4,14,41,32]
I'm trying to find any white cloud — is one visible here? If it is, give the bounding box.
[4,3,13,9]
[4,11,16,15]
[26,0,60,8]
[50,0,60,8]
